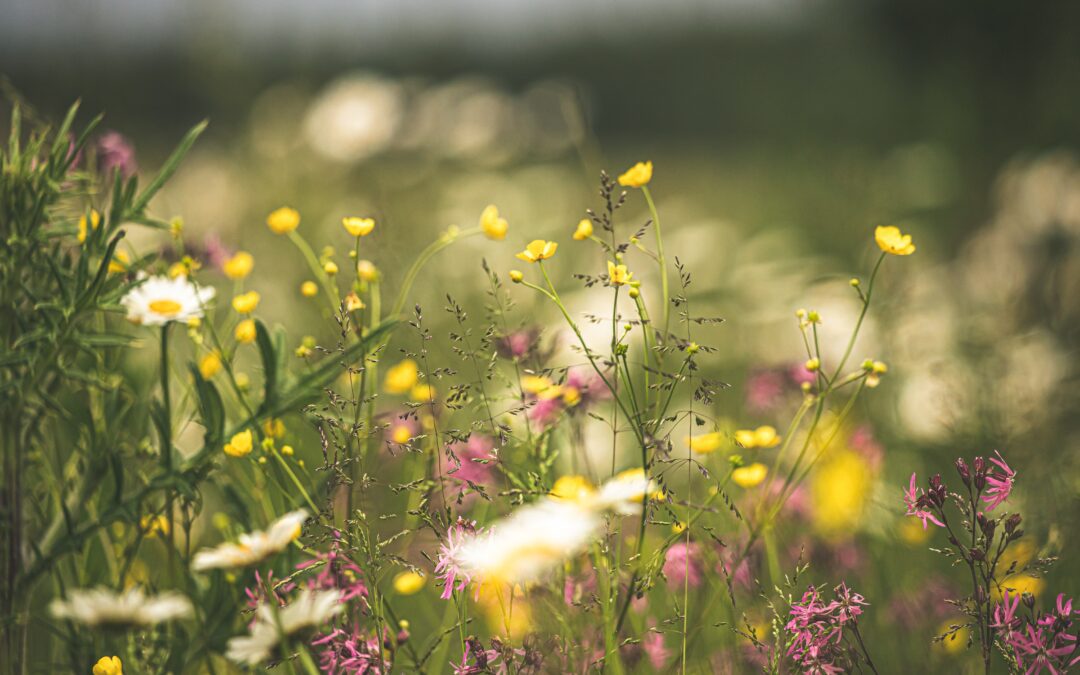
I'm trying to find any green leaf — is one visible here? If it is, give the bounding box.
[130,119,208,213]
[254,319,278,416]
[190,364,225,449]
[275,320,397,415]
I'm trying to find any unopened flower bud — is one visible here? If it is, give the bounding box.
[323,261,339,276]
[795,308,807,319]
[1005,513,1022,534]
[849,277,860,287]
[509,270,524,283]
[805,358,820,372]
[955,458,971,486]
[1022,592,1036,610]
[807,310,821,323]
[628,287,640,299]
[970,547,985,562]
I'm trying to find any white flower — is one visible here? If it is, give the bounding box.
[192,510,308,571]
[226,589,343,666]
[455,499,603,587]
[121,274,215,326]
[49,587,193,627]
[590,469,658,515]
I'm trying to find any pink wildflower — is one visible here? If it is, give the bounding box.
[903,473,944,529]
[434,518,478,600]
[663,542,704,590]
[981,451,1016,511]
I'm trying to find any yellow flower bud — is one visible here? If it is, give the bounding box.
[198,351,222,380]
[235,319,257,344]
[392,571,426,595]
[300,281,318,297]
[509,270,524,283]
[384,359,419,394]
[232,291,260,315]
[267,207,300,234]
[732,463,768,488]
[805,358,821,372]
[77,209,102,243]
[356,260,378,281]
[323,261,339,276]
[480,205,509,241]
[572,218,593,241]
[224,252,254,280]
[281,445,295,456]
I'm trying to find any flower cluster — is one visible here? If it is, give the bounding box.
[992,592,1080,673]
[785,583,871,673]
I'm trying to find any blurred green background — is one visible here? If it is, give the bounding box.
[3,0,1079,670]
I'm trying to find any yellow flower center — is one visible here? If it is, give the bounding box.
[148,299,182,316]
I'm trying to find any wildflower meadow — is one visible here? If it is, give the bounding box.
[1,69,1079,675]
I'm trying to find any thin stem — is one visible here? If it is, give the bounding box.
[641,186,669,343]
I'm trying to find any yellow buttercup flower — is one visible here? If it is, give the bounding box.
[224,430,254,458]
[572,218,593,241]
[235,319,256,344]
[515,240,558,263]
[232,291,260,314]
[392,571,426,595]
[561,386,581,406]
[356,260,378,281]
[732,463,768,488]
[323,261,339,276]
[996,573,1045,601]
[93,656,123,675]
[521,375,562,399]
[390,423,413,445]
[810,450,871,537]
[935,620,970,655]
[140,514,170,538]
[300,281,318,298]
[223,251,254,280]
[410,383,436,402]
[734,426,781,450]
[607,260,633,286]
[267,207,300,234]
[617,161,653,188]
[384,359,419,394]
[899,517,932,546]
[342,216,375,238]
[551,475,596,502]
[198,351,222,380]
[345,292,365,312]
[77,209,102,243]
[108,250,131,275]
[874,225,916,256]
[686,432,724,454]
[480,204,509,241]
[263,418,286,439]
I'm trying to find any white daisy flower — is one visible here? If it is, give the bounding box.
[454,499,603,587]
[49,587,193,627]
[590,468,658,515]
[436,470,659,593]
[192,509,308,571]
[120,274,215,326]
[226,588,343,666]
